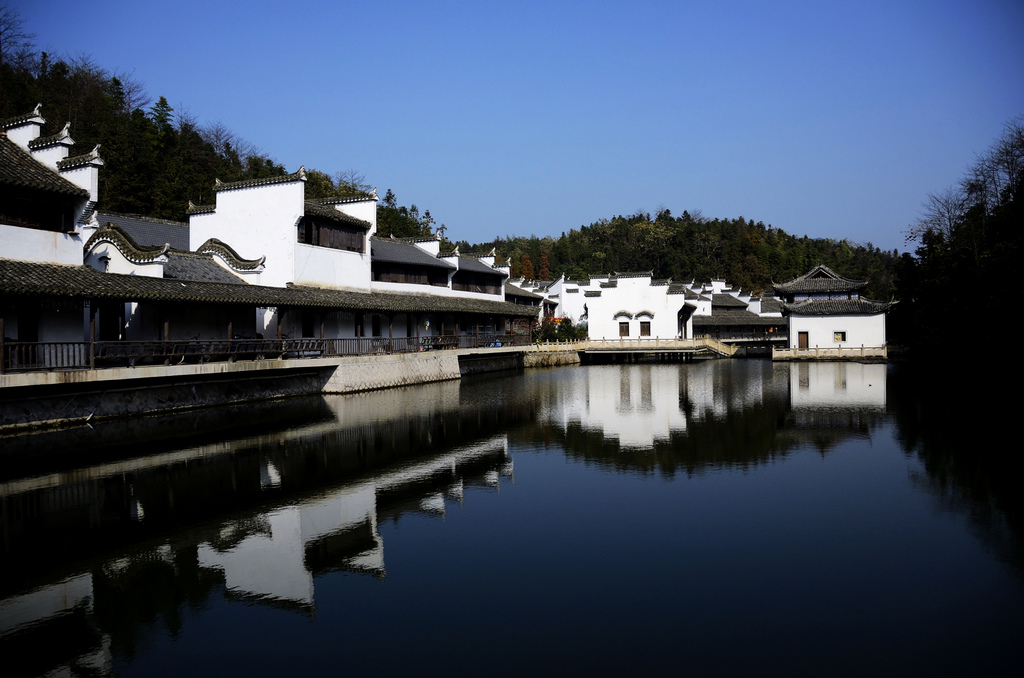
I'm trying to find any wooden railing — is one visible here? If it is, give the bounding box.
[0,334,533,374]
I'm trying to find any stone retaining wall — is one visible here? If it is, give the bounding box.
[320,352,461,393]
[1,348,581,432]
[523,349,581,368]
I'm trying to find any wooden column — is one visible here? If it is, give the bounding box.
[89,302,97,369]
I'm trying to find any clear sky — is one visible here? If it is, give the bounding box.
[16,0,1024,253]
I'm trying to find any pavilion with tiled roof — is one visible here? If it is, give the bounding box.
[773,265,892,356]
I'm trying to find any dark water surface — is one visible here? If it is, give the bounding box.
[2,361,1022,676]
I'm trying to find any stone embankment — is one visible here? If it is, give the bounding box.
[0,344,586,431]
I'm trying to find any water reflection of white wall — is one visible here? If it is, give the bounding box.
[546,366,689,448]
[0,574,113,675]
[198,507,316,606]
[543,364,794,447]
[789,362,886,409]
[196,436,509,609]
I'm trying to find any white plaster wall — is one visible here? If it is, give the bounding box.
[788,313,886,348]
[30,144,70,170]
[333,199,377,236]
[60,165,100,202]
[190,181,304,289]
[85,242,165,277]
[293,244,371,291]
[559,289,588,323]
[0,224,84,265]
[584,278,685,340]
[6,123,41,149]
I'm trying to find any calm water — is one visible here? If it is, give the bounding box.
[1,361,1022,676]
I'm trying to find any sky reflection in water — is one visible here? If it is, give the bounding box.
[1,361,1021,677]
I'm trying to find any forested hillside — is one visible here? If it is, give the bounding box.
[459,212,899,298]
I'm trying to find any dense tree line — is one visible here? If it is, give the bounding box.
[457,211,899,299]
[893,117,1022,353]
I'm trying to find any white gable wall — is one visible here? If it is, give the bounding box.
[585,277,684,340]
[190,181,304,289]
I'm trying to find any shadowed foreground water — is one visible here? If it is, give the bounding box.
[1,361,1021,676]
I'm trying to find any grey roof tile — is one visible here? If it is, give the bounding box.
[773,264,867,294]
[781,299,892,315]
[0,258,538,317]
[164,252,246,284]
[0,135,88,198]
[97,212,190,250]
[371,238,456,269]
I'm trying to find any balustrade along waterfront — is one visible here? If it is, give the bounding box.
[0,361,1021,676]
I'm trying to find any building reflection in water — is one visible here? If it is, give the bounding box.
[0,379,527,676]
[529,360,887,476]
[8,360,1019,678]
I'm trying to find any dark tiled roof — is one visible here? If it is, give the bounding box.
[613,271,653,278]
[164,252,247,284]
[599,281,617,288]
[1,105,44,130]
[773,264,867,294]
[584,290,602,297]
[78,201,97,225]
[458,256,505,277]
[504,282,544,300]
[781,299,892,315]
[84,224,170,263]
[214,168,305,192]
[187,202,216,215]
[57,145,102,170]
[712,293,748,308]
[371,238,456,269]
[195,239,265,271]
[96,212,190,250]
[304,201,372,229]
[693,310,781,328]
[27,123,72,150]
[318,192,375,204]
[0,135,89,198]
[667,283,693,296]
[0,258,539,317]
[759,297,783,313]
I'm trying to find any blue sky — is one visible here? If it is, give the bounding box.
[17,0,1024,253]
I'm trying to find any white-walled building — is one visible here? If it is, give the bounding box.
[774,265,891,352]
[2,105,536,360]
[1,107,103,345]
[526,272,785,343]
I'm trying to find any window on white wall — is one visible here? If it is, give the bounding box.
[640,321,651,336]
[834,331,847,342]
[619,322,629,337]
